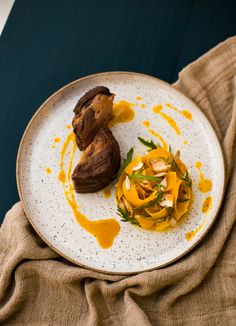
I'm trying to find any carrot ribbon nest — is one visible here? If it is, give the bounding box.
[116,146,192,231]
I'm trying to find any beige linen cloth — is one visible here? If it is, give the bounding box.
[1,37,236,326]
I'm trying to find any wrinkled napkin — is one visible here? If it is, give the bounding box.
[0,37,236,325]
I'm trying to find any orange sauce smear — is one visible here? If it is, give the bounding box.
[185,220,206,241]
[202,196,213,214]
[142,120,168,150]
[166,103,192,120]
[58,132,120,249]
[195,162,212,193]
[142,120,150,128]
[103,189,111,198]
[109,101,135,127]
[152,105,181,135]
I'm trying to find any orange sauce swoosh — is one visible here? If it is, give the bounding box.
[58,132,120,249]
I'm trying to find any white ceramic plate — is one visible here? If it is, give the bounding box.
[17,72,225,274]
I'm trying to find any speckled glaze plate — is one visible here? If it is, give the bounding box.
[17,72,225,274]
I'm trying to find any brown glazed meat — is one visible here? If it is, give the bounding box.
[72,128,121,193]
[72,86,114,151]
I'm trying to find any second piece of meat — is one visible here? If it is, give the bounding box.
[72,128,121,193]
[72,86,114,151]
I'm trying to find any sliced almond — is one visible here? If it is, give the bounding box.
[140,180,151,190]
[119,200,126,211]
[175,150,180,160]
[150,158,168,173]
[125,176,131,191]
[169,217,177,226]
[132,162,143,171]
[155,172,167,177]
[159,194,173,207]
[122,196,133,215]
[160,177,167,188]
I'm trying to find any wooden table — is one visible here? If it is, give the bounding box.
[0,0,235,222]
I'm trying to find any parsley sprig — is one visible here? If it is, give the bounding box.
[138,137,159,151]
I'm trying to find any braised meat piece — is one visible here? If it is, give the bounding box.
[72,86,114,150]
[72,128,121,193]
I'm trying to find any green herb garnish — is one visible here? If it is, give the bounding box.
[117,147,134,178]
[117,206,140,226]
[168,144,172,153]
[165,207,174,215]
[129,173,161,183]
[139,190,164,209]
[171,157,192,188]
[181,170,192,188]
[138,137,159,151]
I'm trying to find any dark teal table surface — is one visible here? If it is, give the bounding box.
[0,0,236,222]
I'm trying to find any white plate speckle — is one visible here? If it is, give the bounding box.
[17,72,225,274]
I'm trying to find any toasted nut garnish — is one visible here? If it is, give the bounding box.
[169,217,177,226]
[160,177,167,188]
[122,196,133,215]
[175,150,180,160]
[132,162,143,171]
[125,176,131,190]
[150,158,168,173]
[119,200,126,211]
[160,194,173,207]
[155,172,167,177]
[140,180,151,190]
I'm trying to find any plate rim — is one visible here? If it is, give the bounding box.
[16,71,226,275]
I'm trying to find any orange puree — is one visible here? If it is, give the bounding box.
[58,132,120,249]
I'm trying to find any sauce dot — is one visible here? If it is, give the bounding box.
[195,162,212,193]
[182,110,192,120]
[141,104,146,108]
[54,137,61,143]
[142,120,150,127]
[152,104,163,114]
[202,196,213,213]
[195,161,202,169]
[136,96,142,100]
[66,125,72,129]
[198,179,212,193]
[58,170,66,183]
[103,189,111,198]
[184,140,188,145]
[45,168,52,174]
